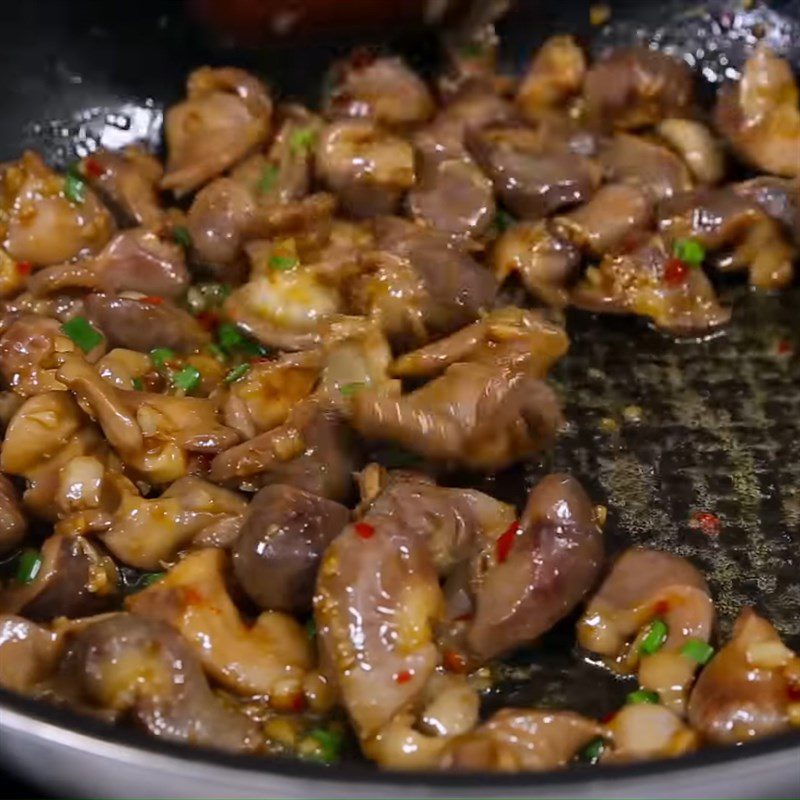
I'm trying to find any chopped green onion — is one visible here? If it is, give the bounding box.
[289,127,317,155]
[673,238,706,266]
[268,254,298,271]
[579,736,606,765]
[258,163,279,193]
[15,549,42,584]
[61,315,103,353]
[495,209,516,233]
[224,363,251,383]
[64,167,86,204]
[131,377,144,391]
[308,727,344,763]
[207,343,227,361]
[217,322,245,352]
[457,41,485,58]
[339,381,364,397]
[150,348,176,369]
[639,618,669,655]
[626,689,660,705]
[173,226,192,248]
[239,339,267,358]
[306,617,316,640]
[680,638,715,665]
[216,322,266,358]
[140,571,165,587]
[173,365,201,393]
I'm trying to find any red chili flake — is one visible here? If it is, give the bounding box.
[600,710,617,724]
[141,296,164,306]
[786,683,800,701]
[496,520,520,564]
[443,650,467,674]
[183,588,203,605]
[454,612,475,623]
[653,599,670,616]
[394,670,413,685]
[84,157,105,178]
[776,339,793,356]
[690,511,721,536]
[663,258,689,286]
[196,310,220,331]
[15,261,32,276]
[290,693,307,713]
[354,521,375,540]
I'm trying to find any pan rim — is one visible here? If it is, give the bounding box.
[2,686,799,788]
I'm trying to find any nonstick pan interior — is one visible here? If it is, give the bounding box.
[0,0,798,774]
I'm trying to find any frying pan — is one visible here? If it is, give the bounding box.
[0,0,799,796]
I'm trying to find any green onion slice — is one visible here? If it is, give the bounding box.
[150,348,176,369]
[289,127,317,155]
[217,322,245,351]
[64,168,86,204]
[339,381,365,397]
[258,164,279,193]
[224,364,251,383]
[626,689,660,705]
[673,238,706,266]
[61,315,103,353]
[495,208,516,233]
[207,343,227,362]
[639,618,669,655]
[308,727,343,763]
[16,549,42,584]
[173,226,192,248]
[305,617,317,640]
[579,736,606,764]
[457,41,485,58]
[173,365,201,393]
[131,377,144,391]
[140,571,165,588]
[680,638,715,665]
[268,254,298,271]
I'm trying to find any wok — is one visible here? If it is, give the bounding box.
[0,0,798,797]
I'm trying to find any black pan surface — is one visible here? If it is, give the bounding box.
[0,0,798,786]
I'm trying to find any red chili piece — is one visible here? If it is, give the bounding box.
[663,258,689,286]
[141,296,164,306]
[653,599,670,616]
[290,693,306,713]
[776,339,793,355]
[15,261,32,276]
[394,670,412,685]
[496,520,520,563]
[691,511,721,536]
[354,522,375,540]
[84,157,105,178]
[196,311,220,331]
[183,588,203,605]
[600,710,617,724]
[443,650,467,674]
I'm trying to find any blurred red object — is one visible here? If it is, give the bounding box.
[190,0,469,43]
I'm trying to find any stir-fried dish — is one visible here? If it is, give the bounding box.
[0,27,798,773]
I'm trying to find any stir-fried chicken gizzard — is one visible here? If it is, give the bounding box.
[0,32,798,773]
